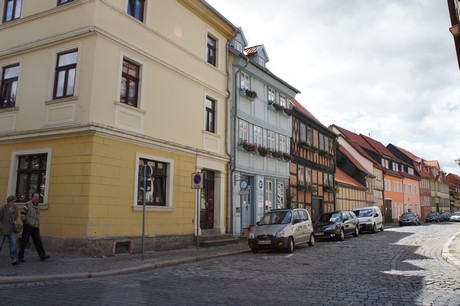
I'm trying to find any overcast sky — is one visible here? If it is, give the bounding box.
[207,0,460,176]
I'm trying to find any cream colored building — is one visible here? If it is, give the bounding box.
[0,0,236,255]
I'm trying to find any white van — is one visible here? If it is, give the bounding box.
[353,206,384,233]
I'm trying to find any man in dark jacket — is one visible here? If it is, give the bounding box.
[18,193,50,262]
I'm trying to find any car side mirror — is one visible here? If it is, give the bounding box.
[256,221,260,226]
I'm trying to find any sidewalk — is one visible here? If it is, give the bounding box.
[0,241,250,285]
[1,231,459,285]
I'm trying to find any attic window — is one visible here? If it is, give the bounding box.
[232,40,244,53]
[257,57,266,67]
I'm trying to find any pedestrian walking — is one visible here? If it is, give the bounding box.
[0,195,20,266]
[18,193,50,262]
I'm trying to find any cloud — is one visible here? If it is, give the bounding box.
[208,0,460,175]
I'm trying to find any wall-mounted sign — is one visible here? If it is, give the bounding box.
[191,172,204,189]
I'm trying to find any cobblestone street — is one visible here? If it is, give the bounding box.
[2,223,460,305]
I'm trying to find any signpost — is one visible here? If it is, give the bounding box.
[191,172,204,248]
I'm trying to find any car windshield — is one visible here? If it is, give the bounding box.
[402,212,415,218]
[354,209,372,217]
[453,212,460,216]
[428,213,437,216]
[258,211,292,225]
[317,212,342,223]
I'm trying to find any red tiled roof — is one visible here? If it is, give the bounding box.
[290,98,322,124]
[244,45,261,56]
[390,145,432,179]
[335,168,366,189]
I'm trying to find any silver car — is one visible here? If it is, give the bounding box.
[248,208,315,253]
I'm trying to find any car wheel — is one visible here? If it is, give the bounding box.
[353,226,359,237]
[286,237,294,253]
[371,223,377,233]
[308,233,315,247]
[380,225,384,231]
[338,228,345,241]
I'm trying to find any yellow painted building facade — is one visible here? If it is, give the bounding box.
[0,0,236,255]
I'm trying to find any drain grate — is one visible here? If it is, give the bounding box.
[115,241,132,254]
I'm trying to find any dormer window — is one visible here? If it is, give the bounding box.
[280,95,287,107]
[232,40,244,53]
[257,57,266,67]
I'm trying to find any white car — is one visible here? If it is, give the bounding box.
[353,206,384,233]
[450,211,460,222]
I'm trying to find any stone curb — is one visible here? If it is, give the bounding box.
[0,248,250,285]
[441,231,460,270]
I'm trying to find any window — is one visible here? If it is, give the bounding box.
[280,95,287,107]
[305,168,312,184]
[268,131,275,150]
[205,97,216,133]
[15,154,47,203]
[127,0,145,22]
[298,165,305,184]
[300,123,306,142]
[240,72,249,90]
[323,173,333,187]
[138,158,167,206]
[277,182,285,209]
[254,125,263,146]
[0,64,19,109]
[232,40,244,53]
[53,49,78,99]
[307,127,313,145]
[120,58,140,107]
[207,35,217,66]
[3,0,22,22]
[408,168,414,175]
[239,120,248,141]
[57,0,73,5]
[268,87,275,103]
[279,135,287,152]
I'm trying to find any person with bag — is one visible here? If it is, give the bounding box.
[0,195,20,266]
[18,192,50,262]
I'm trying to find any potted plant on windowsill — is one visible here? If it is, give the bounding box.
[239,139,258,154]
[297,183,317,193]
[270,150,283,159]
[282,152,292,161]
[273,103,284,112]
[244,89,258,99]
[257,145,270,157]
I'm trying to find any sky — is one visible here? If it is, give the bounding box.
[207,0,460,176]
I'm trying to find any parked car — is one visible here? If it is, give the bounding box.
[425,212,441,223]
[248,208,315,253]
[353,206,384,233]
[399,212,421,226]
[313,210,359,241]
[439,212,451,222]
[450,211,460,222]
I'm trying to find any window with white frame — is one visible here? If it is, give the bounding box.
[265,180,273,211]
[240,72,249,90]
[137,156,172,207]
[300,123,306,142]
[279,135,287,152]
[239,120,249,141]
[10,149,51,203]
[319,134,325,151]
[280,95,287,107]
[268,87,275,103]
[0,63,20,109]
[305,167,312,184]
[254,125,263,146]
[298,165,305,184]
[408,168,414,175]
[268,131,275,150]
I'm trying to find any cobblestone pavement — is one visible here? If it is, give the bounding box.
[1,223,460,305]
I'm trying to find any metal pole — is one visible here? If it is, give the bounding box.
[196,188,201,248]
[142,165,147,260]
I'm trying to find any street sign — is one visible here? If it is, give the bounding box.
[191,172,204,189]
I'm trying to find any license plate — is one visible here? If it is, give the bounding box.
[257,240,271,245]
[314,232,324,236]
